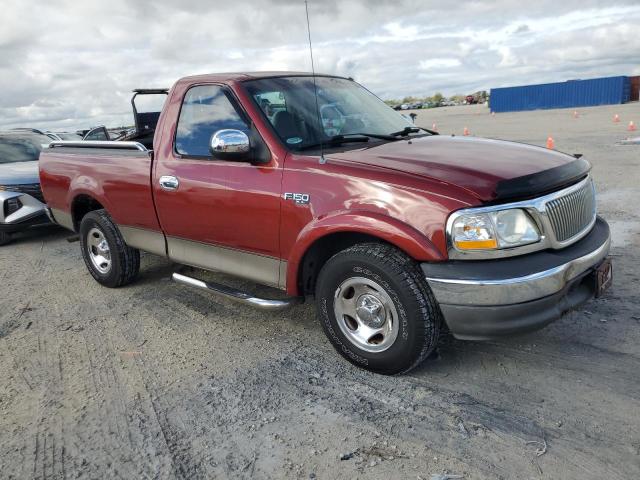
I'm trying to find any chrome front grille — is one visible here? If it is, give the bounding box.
[545,179,596,242]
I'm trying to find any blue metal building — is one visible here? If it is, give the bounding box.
[490,76,631,113]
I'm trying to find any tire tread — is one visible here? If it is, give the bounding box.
[317,242,441,374]
[80,209,140,287]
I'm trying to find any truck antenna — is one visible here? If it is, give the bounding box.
[305,0,326,164]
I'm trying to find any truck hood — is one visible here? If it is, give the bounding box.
[331,135,580,202]
[0,161,40,185]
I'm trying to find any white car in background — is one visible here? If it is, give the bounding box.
[46,132,83,141]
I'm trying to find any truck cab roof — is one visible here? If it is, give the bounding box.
[174,71,348,86]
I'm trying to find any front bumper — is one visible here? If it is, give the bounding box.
[423,217,611,340]
[0,190,50,233]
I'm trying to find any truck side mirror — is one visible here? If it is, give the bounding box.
[210,129,251,161]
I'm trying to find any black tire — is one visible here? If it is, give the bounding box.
[0,231,11,246]
[79,209,140,288]
[315,243,441,375]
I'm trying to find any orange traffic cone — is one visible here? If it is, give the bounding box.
[432,123,437,131]
[573,110,579,118]
[546,136,555,149]
[613,114,620,123]
[463,127,470,136]
[628,121,637,132]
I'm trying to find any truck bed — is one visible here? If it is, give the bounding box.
[39,142,161,233]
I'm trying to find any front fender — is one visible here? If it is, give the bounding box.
[286,211,445,295]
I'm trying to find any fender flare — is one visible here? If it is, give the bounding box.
[286,211,445,295]
[67,178,114,227]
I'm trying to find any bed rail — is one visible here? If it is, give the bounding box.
[48,141,148,152]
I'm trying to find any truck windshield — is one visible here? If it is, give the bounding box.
[0,135,43,164]
[243,76,418,151]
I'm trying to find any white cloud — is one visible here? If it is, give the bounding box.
[0,0,639,129]
[381,22,421,41]
[419,59,462,70]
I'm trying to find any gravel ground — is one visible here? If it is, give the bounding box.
[1,102,639,479]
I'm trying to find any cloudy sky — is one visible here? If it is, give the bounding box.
[1,0,639,130]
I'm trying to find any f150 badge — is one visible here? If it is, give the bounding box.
[284,192,310,205]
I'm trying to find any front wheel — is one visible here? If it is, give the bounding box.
[79,209,140,288]
[315,243,441,375]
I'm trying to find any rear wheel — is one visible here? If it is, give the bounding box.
[315,243,441,375]
[0,231,11,246]
[79,209,140,287]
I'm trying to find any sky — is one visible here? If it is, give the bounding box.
[1,0,639,130]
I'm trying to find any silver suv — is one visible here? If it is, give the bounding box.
[0,131,51,245]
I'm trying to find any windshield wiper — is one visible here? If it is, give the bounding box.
[298,134,370,151]
[348,132,399,141]
[389,126,422,137]
[390,126,439,136]
[298,130,413,151]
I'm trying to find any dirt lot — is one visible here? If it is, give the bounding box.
[1,102,639,479]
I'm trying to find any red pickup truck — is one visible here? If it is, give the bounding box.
[39,72,612,374]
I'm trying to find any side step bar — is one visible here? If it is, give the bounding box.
[172,272,303,311]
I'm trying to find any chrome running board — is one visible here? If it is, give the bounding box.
[172,272,303,311]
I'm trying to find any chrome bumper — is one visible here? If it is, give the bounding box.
[427,231,609,306]
[422,217,611,340]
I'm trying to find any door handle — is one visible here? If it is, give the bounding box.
[159,175,179,191]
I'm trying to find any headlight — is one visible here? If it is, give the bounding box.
[493,209,540,247]
[450,208,540,251]
[450,213,497,250]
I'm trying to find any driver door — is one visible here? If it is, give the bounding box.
[153,84,283,287]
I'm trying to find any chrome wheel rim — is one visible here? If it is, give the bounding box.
[333,277,399,353]
[87,227,112,274]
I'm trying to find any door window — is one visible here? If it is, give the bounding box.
[175,85,249,157]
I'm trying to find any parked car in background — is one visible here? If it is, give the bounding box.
[106,129,130,141]
[46,132,83,141]
[11,128,53,138]
[82,126,112,141]
[13,128,82,141]
[408,102,423,109]
[465,92,488,105]
[0,131,51,245]
[40,71,612,374]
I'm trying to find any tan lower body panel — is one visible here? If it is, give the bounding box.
[118,225,167,256]
[50,207,74,231]
[278,260,288,290]
[167,236,285,289]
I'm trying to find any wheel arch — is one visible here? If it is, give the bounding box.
[287,212,445,296]
[70,193,106,232]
